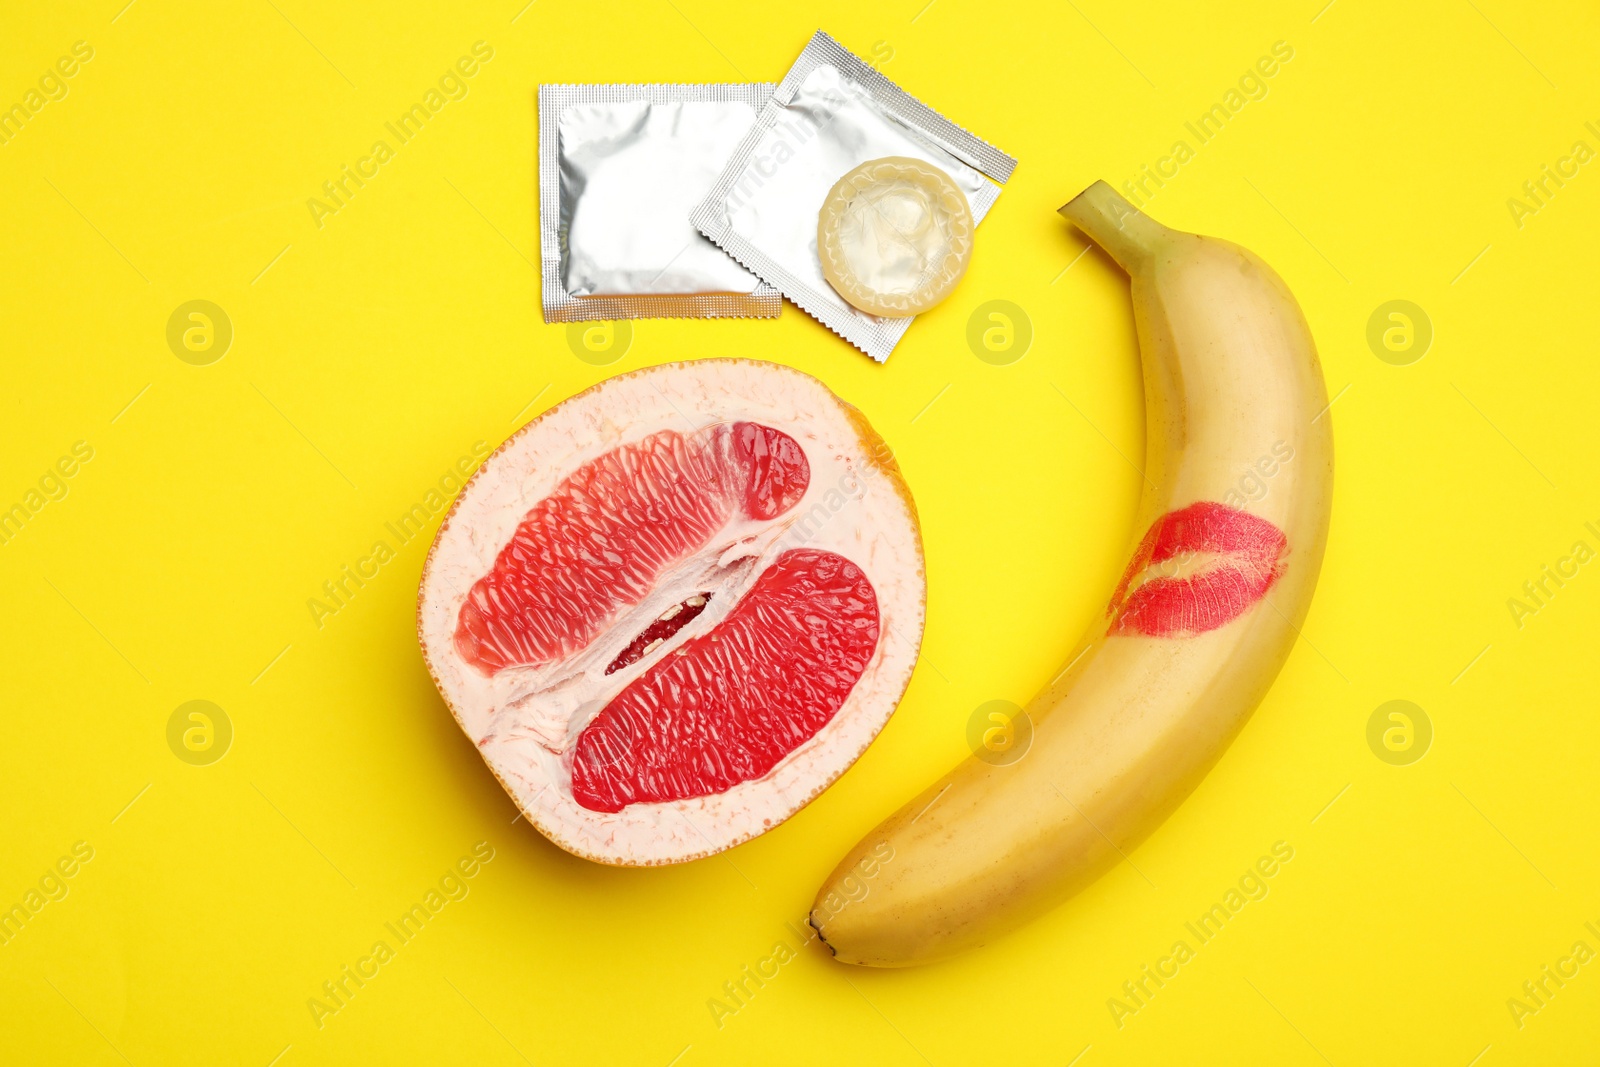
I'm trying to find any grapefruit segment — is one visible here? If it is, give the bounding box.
[729,421,810,520]
[453,421,809,675]
[573,550,880,813]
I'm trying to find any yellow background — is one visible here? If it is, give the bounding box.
[3,0,1597,1063]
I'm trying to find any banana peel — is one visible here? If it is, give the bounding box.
[810,181,1334,967]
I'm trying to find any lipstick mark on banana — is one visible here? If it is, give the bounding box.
[1108,502,1288,638]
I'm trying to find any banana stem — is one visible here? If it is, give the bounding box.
[1058,181,1168,273]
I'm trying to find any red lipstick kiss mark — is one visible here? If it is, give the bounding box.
[1107,502,1288,638]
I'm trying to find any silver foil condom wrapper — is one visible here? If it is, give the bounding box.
[539,83,781,322]
[691,31,1017,361]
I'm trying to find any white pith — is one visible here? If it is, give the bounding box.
[418,360,924,865]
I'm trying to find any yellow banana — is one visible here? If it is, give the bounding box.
[810,181,1334,966]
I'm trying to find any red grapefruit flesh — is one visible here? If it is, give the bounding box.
[417,360,924,866]
[454,422,809,674]
[573,549,880,812]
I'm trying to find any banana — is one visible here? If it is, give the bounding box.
[810,181,1334,967]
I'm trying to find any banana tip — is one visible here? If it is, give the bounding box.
[808,913,836,958]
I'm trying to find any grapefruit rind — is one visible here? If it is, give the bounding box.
[417,359,924,866]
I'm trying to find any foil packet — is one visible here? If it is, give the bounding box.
[539,83,781,321]
[690,32,1017,361]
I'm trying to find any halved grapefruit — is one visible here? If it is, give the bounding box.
[418,360,924,865]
